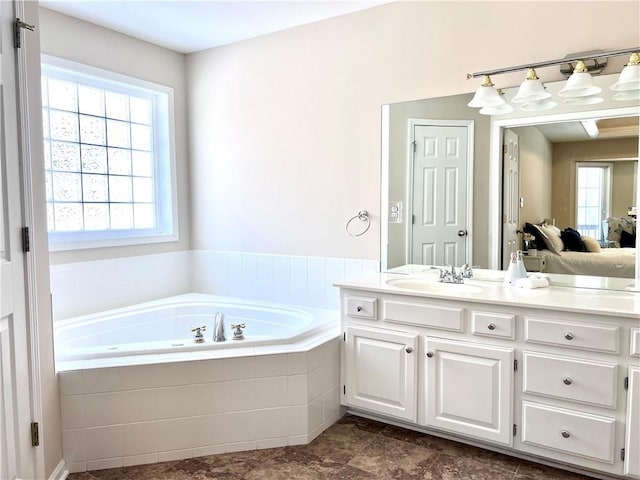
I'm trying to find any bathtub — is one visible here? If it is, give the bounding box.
[54,293,339,371]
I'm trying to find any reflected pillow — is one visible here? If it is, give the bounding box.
[620,230,637,248]
[540,225,564,254]
[544,224,562,237]
[523,223,548,251]
[561,228,586,252]
[581,236,601,253]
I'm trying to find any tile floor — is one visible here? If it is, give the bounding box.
[68,414,596,480]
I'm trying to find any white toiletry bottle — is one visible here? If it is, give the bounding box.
[516,250,528,278]
[504,252,519,285]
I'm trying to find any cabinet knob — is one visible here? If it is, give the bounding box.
[356,305,363,312]
[426,352,434,358]
[564,332,574,341]
[561,430,571,439]
[487,323,496,331]
[562,377,573,385]
[405,347,413,354]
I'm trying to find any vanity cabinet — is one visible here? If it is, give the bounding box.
[344,325,418,422]
[422,337,514,446]
[338,279,639,479]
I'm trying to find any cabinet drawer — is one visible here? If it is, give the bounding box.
[471,311,515,339]
[345,296,378,319]
[524,317,619,354]
[522,401,616,464]
[523,352,617,408]
[383,300,463,332]
[631,328,640,357]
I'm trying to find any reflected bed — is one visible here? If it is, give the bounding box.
[539,248,636,278]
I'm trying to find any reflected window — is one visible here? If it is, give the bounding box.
[576,163,612,241]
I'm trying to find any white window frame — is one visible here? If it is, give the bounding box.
[41,55,178,251]
[575,161,613,242]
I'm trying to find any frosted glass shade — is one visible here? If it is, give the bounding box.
[511,79,551,103]
[467,85,505,108]
[558,72,602,98]
[611,63,640,91]
[479,103,514,115]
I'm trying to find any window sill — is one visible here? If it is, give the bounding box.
[48,231,179,252]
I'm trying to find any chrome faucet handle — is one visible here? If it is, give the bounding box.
[191,325,206,343]
[230,323,246,340]
[191,325,207,333]
[430,266,446,279]
[460,264,474,278]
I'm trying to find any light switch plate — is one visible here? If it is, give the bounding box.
[389,201,403,223]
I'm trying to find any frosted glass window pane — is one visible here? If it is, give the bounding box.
[133,177,153,203]
[109,176,132,202]
[78,85,105,116]
[82,174,108,202]
[42,109,50,138]
[134,203,155,229]
[45,173,53,201]
[53,172,82,201]
[47,203,54,232]
[81,145,108,173]
[44,140,51,170]
[83,204,109,231]
[107,119,130,148]
[131,124,152,151]
[41,77,48,107]
[49,110,79,142]
[79,114,106,145]
[131,150,153,177]
[110,204,133,229]
[54,203,83,231]
[51,141,81,171]
[48,78,77,112]
[108,148,132,175]
[130,97,152,125]
[106,92,130,121]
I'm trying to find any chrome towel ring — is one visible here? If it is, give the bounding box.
[346,210,370,237]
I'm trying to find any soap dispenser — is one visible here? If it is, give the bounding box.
[516,250,528,278]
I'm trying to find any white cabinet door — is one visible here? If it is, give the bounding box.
[625,366,640,478]
[345,325,418,421]
[423,337,514,446]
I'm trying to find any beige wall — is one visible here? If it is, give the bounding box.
[513,126,553,227]
[39,8,191,265]
[552,137,638,228]
[186,1,640,263]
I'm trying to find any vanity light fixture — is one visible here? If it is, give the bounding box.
[466,47,640,114]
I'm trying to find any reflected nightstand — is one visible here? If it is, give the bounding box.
[523,254,546,272]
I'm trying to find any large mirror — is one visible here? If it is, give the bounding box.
[381,73,639,288]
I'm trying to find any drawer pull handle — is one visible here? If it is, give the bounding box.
[356,306,363,312]
[562,377,573,385]
[487,323,496,330]
[561,430,571,439]
[564,332,574,341]
[406,347,413,354]
[426,351,434,358]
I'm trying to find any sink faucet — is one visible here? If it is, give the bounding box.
[431,264,472,284]
[213,312,226,342]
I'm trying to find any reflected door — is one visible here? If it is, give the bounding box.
[502,129,519,269]
[0,2,36,478]
[411,124,468,266]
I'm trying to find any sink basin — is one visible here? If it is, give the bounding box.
[386,278,484,295]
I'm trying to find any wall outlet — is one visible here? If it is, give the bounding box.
[389,201,403,223]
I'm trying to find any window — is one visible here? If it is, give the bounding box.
[576,163,612,241]
[41,56,177,250]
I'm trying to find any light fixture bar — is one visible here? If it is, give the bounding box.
[468,47,640,79]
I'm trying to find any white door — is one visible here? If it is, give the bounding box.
[345,325,417,421]
[0,3,36,478]
[625,366,640,478]
[411,124,469,266]
[502,129,519,269]
[422,337,514,446]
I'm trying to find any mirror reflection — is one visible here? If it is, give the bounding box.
[381,74,639,285]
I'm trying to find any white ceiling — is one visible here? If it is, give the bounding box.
[39,0,392,54]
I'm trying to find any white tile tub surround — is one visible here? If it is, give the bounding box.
[59,338,343,473]
[50,250,378,321]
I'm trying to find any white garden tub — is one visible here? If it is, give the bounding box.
[54,293,339,371]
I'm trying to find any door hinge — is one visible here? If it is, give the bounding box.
[624,376,629,390]
[343,385,346,395]
[411,141,416,153]
[22,226,30,253]
[503,144,508,155]
[514,359,518,372]
[343,332,346,342]
[30,422,39,447]
[14,18,35,49]
[621,448,625,461]
[513,424,517,436]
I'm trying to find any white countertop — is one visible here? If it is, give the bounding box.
[335,266,640,320]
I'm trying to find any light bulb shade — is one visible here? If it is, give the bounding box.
[613,90,640,101]
[611,63,640,91]
[519,99,557,112]
[563,96,604,106]
[511,78,552,103]
[557,72,602,98]
[479,103,514,115]
[467,85,505,108]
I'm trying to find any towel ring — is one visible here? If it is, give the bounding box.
[346,210,370,237]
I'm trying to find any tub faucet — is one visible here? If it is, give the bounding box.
[213,312,226,342]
